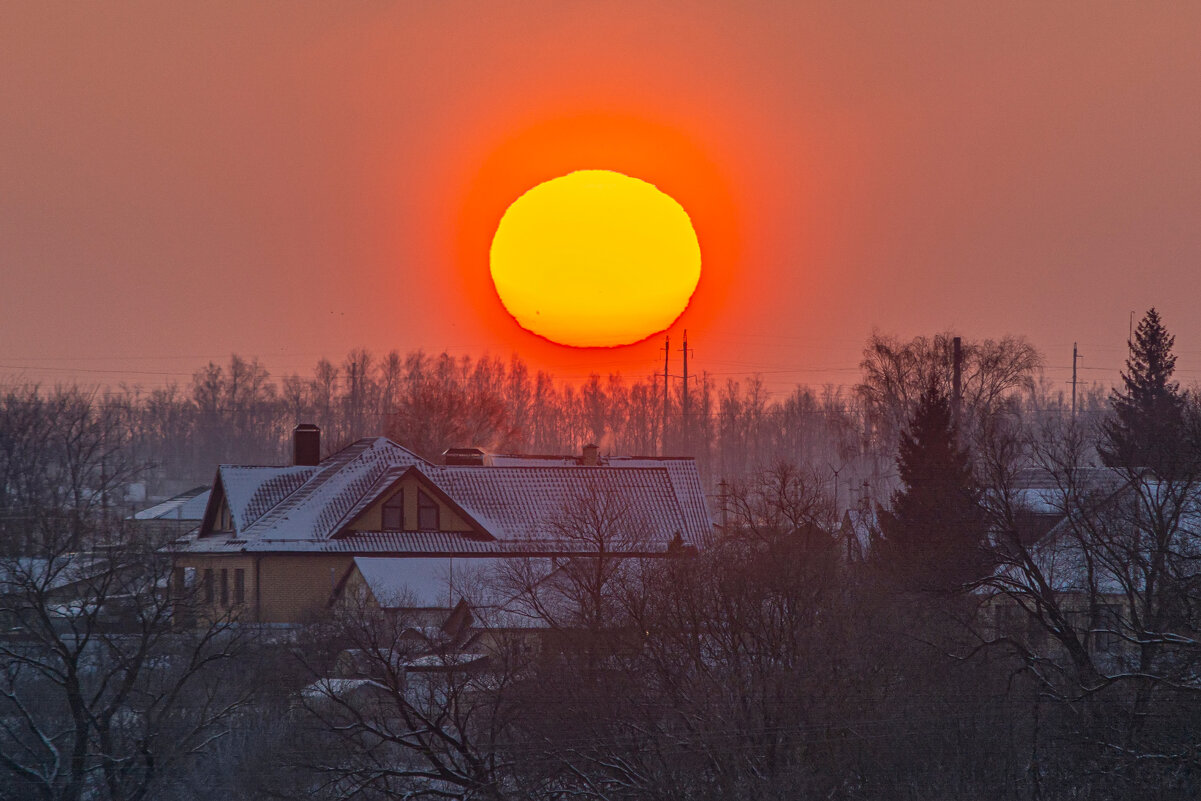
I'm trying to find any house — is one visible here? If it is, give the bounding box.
[986,468,1201,663]
[130,486,211,539]
[170,425,713,624]
[837,508,878,564]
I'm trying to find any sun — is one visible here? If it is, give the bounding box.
[489,170,702,347]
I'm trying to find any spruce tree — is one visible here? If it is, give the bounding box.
[1101,308,1191,476]
[877,383,989,592]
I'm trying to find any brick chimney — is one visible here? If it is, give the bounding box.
[581,443,600,466]
[293,423,321,466]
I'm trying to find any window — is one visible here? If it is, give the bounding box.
[417,490,439,530]
[234,569,245,605]
[220,569,229,607]
[217,502,233,532]
[203,569,215,604]
[382,492,404,531]
[172,567,186,599]
[1093,604,1122,654]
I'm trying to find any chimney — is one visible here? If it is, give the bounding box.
[581,443,600,466]
[293,423,321,466]
[442,447,486,466]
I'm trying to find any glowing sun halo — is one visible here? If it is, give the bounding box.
[489,170,701,347]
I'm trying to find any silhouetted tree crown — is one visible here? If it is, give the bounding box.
[1101,308,1192,475]
[876,383,989,592]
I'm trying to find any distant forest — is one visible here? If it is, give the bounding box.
[0,331,1107,510]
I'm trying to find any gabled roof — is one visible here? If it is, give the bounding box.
[335,465,494,541]
[183,437,713,554]
[209,465,317,533]
[210,439,426,541]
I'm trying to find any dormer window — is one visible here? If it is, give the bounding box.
[217,502,233,533]
[382,492,404,531]
[417,490,439,530]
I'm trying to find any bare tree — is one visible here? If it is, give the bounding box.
[858,331,1041,452]
[295,587,524,801]
[723,461,835,544]
[976,411,1201,795]
[0,385,142,554]
[0,520,251,801]
[495,483,658,638]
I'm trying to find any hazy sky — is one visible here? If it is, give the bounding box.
[4,2,1201,396]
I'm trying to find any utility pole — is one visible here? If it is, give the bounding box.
[1071,342,1080,419]
[661,335,670,454]
[951,336,963,432]
[718,478,729,531]
[679,330,691,449]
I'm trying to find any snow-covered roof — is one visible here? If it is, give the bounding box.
[428,464,705,545]
[179,531,499,554]
[132,487,211,522]
[1011,487,1065,516]
[301,677,388,700]
[0,554,117,594]
[238,439,426,540]
[1003,467,1128,516]
[182,438,712,555]
[218,465,318,532]
[992,474,1201,595]
[353,556,473,609]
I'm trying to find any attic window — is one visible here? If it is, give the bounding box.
[382,492,404,531]
[216,502,233,533]
[417,490,439,530]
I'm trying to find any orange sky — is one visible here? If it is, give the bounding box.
[4,3,1201,396]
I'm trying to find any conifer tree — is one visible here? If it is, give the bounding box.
[877,383,989,592]
[1101,308,1192,475]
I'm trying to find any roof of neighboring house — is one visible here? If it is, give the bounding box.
[131,487,212,522]
[177,438,713,555]
[839,509,877,561]
[0,556,108,593]
[1000,467,1128,516]
[992,473,1201,595]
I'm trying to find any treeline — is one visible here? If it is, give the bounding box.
[4,331,1094,510]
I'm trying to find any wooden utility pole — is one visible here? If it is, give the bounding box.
[661,335,670,454]
[1071,342,1080,418]
[679,330,691,448]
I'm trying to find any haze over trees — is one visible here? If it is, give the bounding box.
[6,317,1201,799]
[2,330,1055,525]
